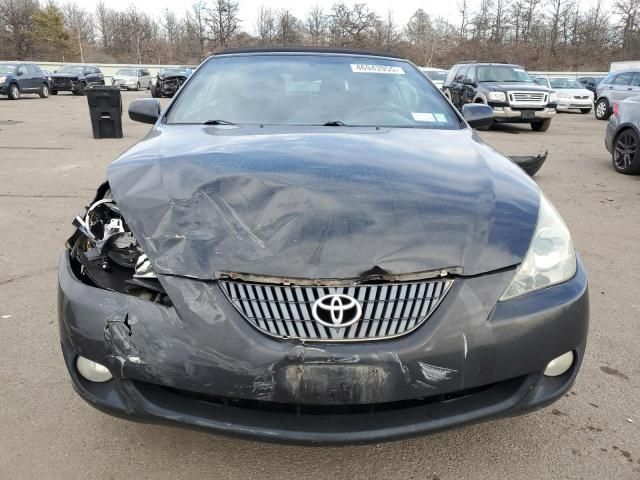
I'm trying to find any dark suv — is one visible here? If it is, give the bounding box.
[443,62,557,131]
[50,64,104,95]
[0,61,50,100]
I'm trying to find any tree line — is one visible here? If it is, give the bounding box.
[1,0,639,70]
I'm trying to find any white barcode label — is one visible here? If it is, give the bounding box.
[350,64,405,75]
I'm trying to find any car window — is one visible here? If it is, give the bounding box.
[26,64,39,74]
[477,65,533,83]
[533,78,547,86]
[614,72,633,86]
[455,66,468,83]
[166,54,461,129]
[464,66,476,82]
[0,64,17,74]
[58,65,84,74]
[17,65,28,76]
[421,70,447,82]
[444,66,460,85]
[117,68,136,76]
[631,73,640,87]
[550,78,582,89]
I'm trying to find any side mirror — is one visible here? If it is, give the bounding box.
[462,104,494,129]
[463,78,475,86]
[17,70,23,76]
[129,98,161,124]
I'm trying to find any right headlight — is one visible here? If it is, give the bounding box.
[500,193,576,301]
[0,76,6,83]
[488,91,506,102]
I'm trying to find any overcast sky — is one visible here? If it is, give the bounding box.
[77,0,613,35]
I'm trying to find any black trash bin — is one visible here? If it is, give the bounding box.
[86,85,123,139]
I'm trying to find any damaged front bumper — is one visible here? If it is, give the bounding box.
[58,249,589,444]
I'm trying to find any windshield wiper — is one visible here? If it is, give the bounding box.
[322,121,347,126]
[203,119,235,125]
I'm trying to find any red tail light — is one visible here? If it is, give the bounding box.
[613,103,619,116]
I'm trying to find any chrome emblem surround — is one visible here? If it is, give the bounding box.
[311,293,362,328]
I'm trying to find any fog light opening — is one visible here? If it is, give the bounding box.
[544,351,574,377]
[76,356,113,383]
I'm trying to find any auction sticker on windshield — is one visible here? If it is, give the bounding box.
[350,64,405,74]
[412,112,435,122]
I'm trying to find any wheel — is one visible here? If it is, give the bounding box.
[136,82,140,91]
[51,90,58,95]
[531,119,552,132]
[580,108,592,114]
[74,82,86,95]
[39,83,49,98]
[595,98,611,120]
[8,83,20,100]
[150,84,158,98]
[612,129,640,174]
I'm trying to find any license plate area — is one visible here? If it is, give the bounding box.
[521,110,535,119]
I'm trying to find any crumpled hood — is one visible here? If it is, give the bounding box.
[107,125,540,280]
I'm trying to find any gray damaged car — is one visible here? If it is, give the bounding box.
[58,48,588,444]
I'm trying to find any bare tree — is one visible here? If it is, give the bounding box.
[616,0,640,55]
[305,4,326,46]
[62,2,95,62]
[458,0,470,37]
[255,5,275,45]
[0,0,39,58]
[207,0,239,49]
[275,9,301,46]
[329,2,378,48]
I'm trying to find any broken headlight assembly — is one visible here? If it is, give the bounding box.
[500,194,576,301]
[66,183,171,305]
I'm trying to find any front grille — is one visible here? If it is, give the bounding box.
[574,95,589,99]
[219,279,452,342]
[509,91,547,106]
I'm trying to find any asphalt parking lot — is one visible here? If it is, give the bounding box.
[1,91,639,479]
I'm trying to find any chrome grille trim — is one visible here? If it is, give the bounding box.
[508,91,548,106]
[219,279,453,342]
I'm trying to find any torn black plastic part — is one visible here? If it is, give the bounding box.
[67,181,171,305]
[509,150,548,176]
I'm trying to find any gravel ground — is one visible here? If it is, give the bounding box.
[0,91,638,479]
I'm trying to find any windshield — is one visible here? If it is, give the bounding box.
[58,65,84,74]
[422,70,447,82]
[477,66,533,83]
[550,78,582,89]
[167,55,459,129]
[116,69,136,76]
[0,64,17,74]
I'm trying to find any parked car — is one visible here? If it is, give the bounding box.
[577,76,605,95]
[0,61,50,100]
[594,70,640,120]
[111,68,152,91]
[49,64,104,95]
[150,67,191,97]
[420,67,448,89]
[59,48,588,444]
[605,96,640,174]
[533,77,593,113]
[443,62,557,131]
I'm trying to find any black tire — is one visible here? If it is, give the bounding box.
[580,108,592,114]
[51,90,58,95]
[8,83,20,100]
[74,82,86,95]
[531,119,552,132]
[39,83,49,98]
[612,128,640,174]
[136,82,140,91]
[595,98,611,120]
[150,84,158,98]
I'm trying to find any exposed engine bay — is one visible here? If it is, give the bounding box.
[66,182,171,305]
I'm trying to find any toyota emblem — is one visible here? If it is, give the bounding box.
[312,293,362,328]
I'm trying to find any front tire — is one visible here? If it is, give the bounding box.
[74,82,86,96]
[39,83,49,98]
[612,129,640,174]
[595,98,611,120]
[150,84,158,98]
[136,82,140,91]
[8,83,20,100]
[580,108,592,114]
[531,119,552,132]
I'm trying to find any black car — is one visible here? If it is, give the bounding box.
[59,48,588,444]
[443,62,558,131]
[49,64,104,95]
[150,67,192,98]
[577,76,606,95]
[0,61,50,100]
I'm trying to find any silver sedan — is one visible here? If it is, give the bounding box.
[111,68,152,91]
[605,95,640,174]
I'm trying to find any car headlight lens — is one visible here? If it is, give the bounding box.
[549,92,558,103]
[488,92,506,102]
[0,76,6,83]
[500,194,576,301]
[558,93,571,99]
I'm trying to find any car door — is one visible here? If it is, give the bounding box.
[27,64,45,90]
[16,64,33,92]
[451,65,469,108]
[460,65,477,104]
[142,69,151,88]
[611,72,634,101]
[630,73,640,96]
